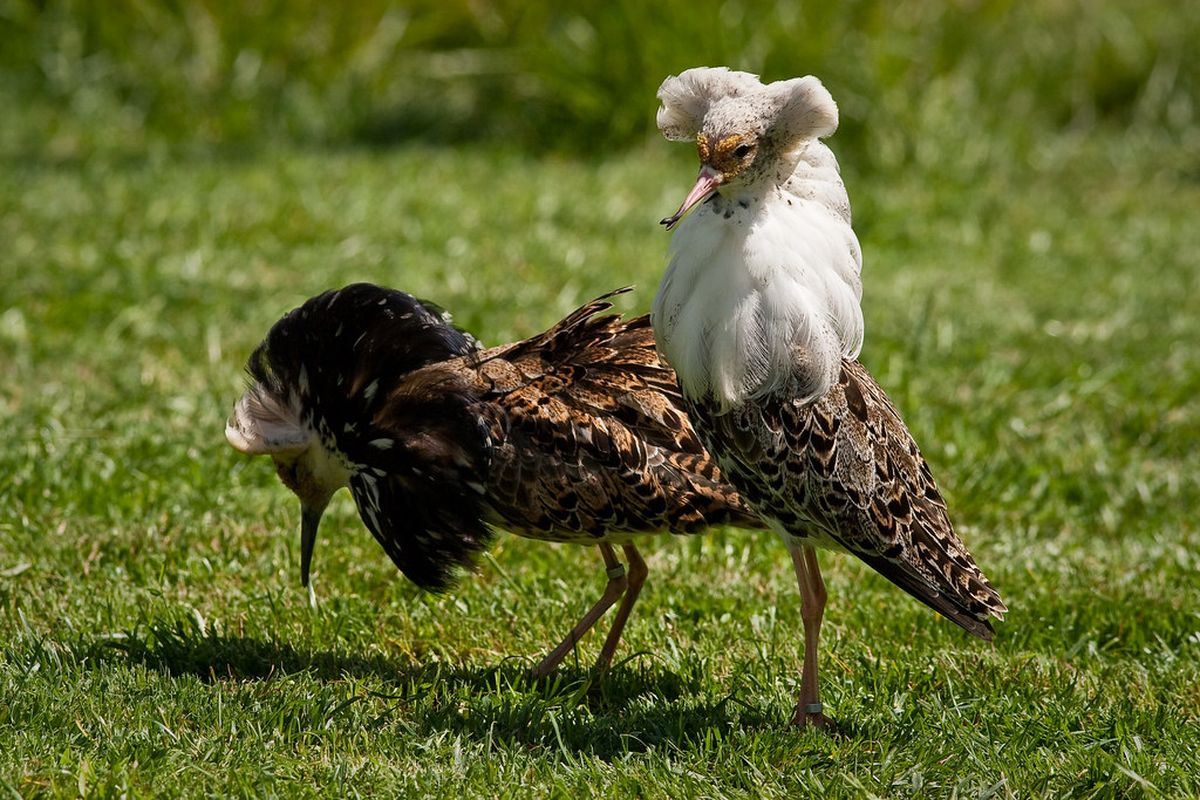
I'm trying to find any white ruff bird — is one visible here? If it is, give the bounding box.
[651,67,1006,728]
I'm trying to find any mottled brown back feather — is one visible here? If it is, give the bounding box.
[416,288,760,541]
[691,360,1006,638]
[246,284,759,590]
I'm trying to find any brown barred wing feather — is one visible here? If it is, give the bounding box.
[694,360,1006,640]
[461,292,758,538]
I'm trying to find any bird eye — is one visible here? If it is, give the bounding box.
[734,144,753,159]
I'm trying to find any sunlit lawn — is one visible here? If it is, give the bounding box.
[1,131,1198,797]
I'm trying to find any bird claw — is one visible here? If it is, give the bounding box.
[790,701,835,730]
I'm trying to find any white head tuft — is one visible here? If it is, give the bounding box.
[225,385,309,456]
[656,67,763,141]
[657,67,838,145]
[763,76,838,141]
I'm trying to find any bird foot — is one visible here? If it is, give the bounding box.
[789,701,835,730]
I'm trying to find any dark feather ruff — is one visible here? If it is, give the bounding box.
[248,283,492,590]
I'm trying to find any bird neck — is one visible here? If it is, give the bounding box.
[652,142,864,411]
[298,431,355,495]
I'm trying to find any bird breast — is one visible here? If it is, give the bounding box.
[652,180,864,412]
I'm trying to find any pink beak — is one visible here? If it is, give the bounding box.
[660,165,722,230]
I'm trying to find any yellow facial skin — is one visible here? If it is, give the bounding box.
[697,133,758,183]
[662,130,764,229]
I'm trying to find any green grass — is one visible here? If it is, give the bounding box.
[2,135,1198,796]
[3,1,1197,161]
[2,3,1200,793]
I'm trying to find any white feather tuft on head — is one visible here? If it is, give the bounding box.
[656,67,764,141]
[657,67,838,145]
[764,76,838,141]
[225,385,310,455]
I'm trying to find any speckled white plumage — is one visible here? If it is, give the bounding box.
[651,67,1005,728]
[652,68,863,410]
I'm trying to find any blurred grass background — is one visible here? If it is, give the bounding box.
[3,0,1198,167]
[2,1,1200,797]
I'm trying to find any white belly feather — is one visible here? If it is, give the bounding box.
[653,168,864,410]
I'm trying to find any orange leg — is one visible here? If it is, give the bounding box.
[594,543,648,672]
[789,544,831,728]
[531,544,627,678]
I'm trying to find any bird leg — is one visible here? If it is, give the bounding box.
[594,543,648,672]
[789,544,831,728]
[531,543,628,678]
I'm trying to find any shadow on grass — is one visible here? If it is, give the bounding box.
[80,616,800,758]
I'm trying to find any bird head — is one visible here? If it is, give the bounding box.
[225,386,350,587]
[226,283,485,590]
[657,67,838,229]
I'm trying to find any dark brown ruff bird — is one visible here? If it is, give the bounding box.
[652,67,1006,727]
[226,283,758,675]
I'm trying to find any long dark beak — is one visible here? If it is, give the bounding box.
[299,506,324,587]
[660,165,722,231]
